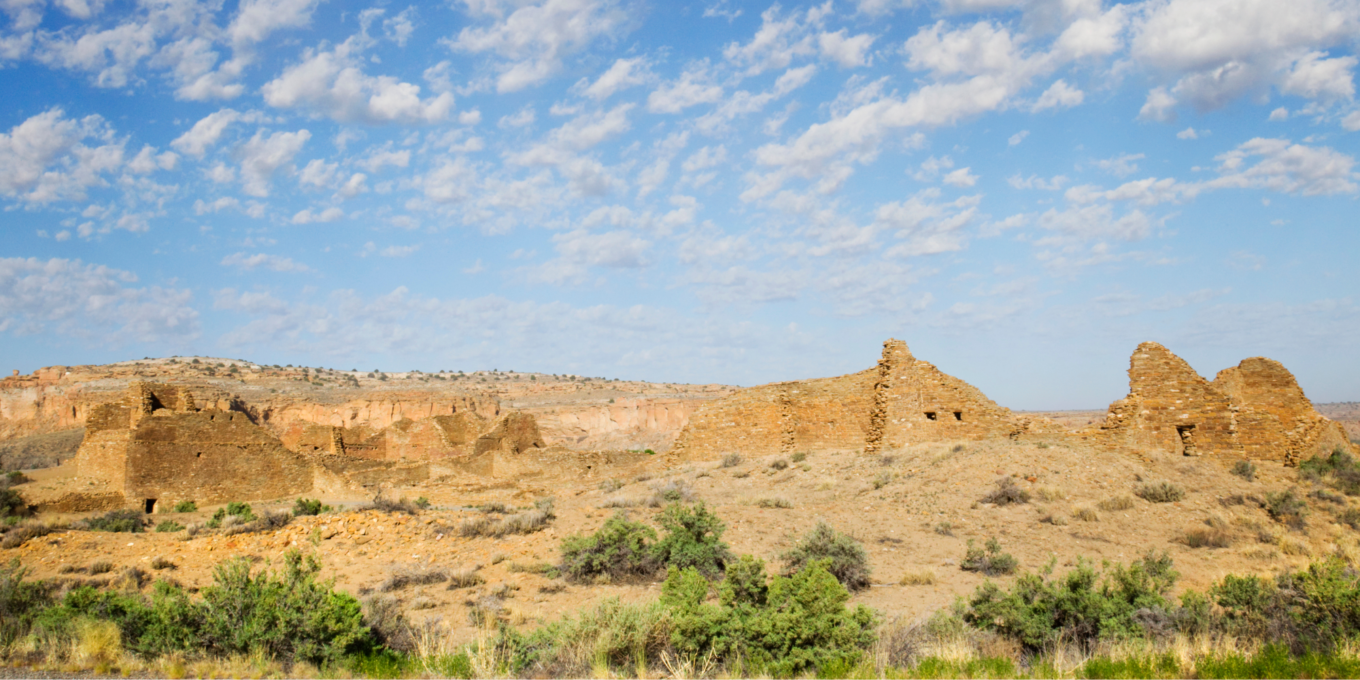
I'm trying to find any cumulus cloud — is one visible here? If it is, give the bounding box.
[171,109,243,157]
[290,207,344,224]
[0,257,198,342]
[229,0,324,46]
[450,0,635,92]
[647,63,723,113]
[1211,137,1358,196]
[1032,79,1083,111]
[262,37,454,124]
[818,29,875,68]
[0,108,124,204]
[239,128,311,197]
[875,189,981,257]
[221,252,312,271]
[534,228,649,283]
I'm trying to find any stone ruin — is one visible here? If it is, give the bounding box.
[675,338,1353,465]
[1083,342,1353,465]
[70,382,313,512]
[42,382,550,512]
[673,339,1059,459]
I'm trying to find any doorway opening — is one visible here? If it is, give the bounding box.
[1176,425,1197,456]
[144,498,158,514]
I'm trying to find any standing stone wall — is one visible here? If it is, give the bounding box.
[1213,357,1352,464]
[876,340,1022,448]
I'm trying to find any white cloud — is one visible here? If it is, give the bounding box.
[1008,130,1029,146]
[193,197,240,214]
[533,228,649,283]
[126,145,177,174]
[337,173,368,198]
[818,29,875,68]
[498,106,537,128]
[682,145,727,173]
[423,158,478,203]
[1270,107,1290,121]
[1131,0,1360,110]
[1032,79,1083,111]
[1139,86,1177,122]
[298,158,338,187]
[1344,110,1360,131]
[1211,137,1358,196]
[1177,127,1199,139]
[722,3,824,76]
[239,128,311,197]
[1008,173,1067,190]
[579,57,650,100]
[943,167,978,187]
[647,63,723,113]
[290,207,344,224]
[450,0,634,93]
[206,162,236,184]
[381,244,421,257]
[35,19,157,88]
[1094,152,1144,177]
[262,37,455,124]
[0,108,124,204]
[361,146,411,172]
[221,252,312,271]
[1037,203,1154,245]
[0,257,198,342]
[384,8,417,46]
[229,0,323,46]
[875,188,980,257]
[171,109,242,158]
[1052,3,1129,59]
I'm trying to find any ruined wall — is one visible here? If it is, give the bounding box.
[673,370,875,460]
[73,430,130,491]
[122,410,313,506]
[1213,357,1352,464]
[872,340,1024,450]
[474,412,546,455]
[1088,342,1244,457]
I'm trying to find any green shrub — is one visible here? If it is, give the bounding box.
[1299,447,1360,495]
[961,537,1018,576]
[560,511,657,583]
[172,500,197,513]
[649,502,731,578]
[293,498,330,516]
[791,451,808,463]
[1135,481,1185,503]
[0,485,26,519]
[206,502,256,529]
[0,558,52,645]
[414,497,431,509]
[780,522,871,591]
[1231,460,1257,482]
[155,520,184,533]
[963,551,1176,651]
[663,557,877,676]
[719,453,741,468]
[1338,507,1360,530]
[199,550,372,665]
[1265,489,1308,529]
[80,509,145,533]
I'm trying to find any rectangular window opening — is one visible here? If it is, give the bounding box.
[924,412,937,421]
[953,411,963,421]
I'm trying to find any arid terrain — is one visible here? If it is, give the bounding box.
[1,343,1358,659]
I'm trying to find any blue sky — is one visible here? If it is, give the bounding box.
[1,0,1358,409]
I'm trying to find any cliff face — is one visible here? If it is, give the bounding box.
[0,360,733,466]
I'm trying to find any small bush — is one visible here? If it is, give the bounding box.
[155,520,184,533]
[755,497,792,509]
[873,472,892,490]
[1099,495,1136,512]
[1232,460,1258,482]
[370,496,420,515]
[1041,513,1068,526]
[648,479,694,506]
[379,567,448,592]
[1136,481,1186,503]
[980,478,1030,506]
[414,497,431,509]
[961,537,1018,576]
[446,566,484,589]
[89,561,113,575]
[781,522,871,591]
[933,522,954,536]
[791,451,807,463]
[769,459,789,471]
[1036,487,1067,502]
[1073,506,1099,522]
[1265,489,1309,530]
[508,561,560,578]
[1180,527,1234,549]
[0,521,61,549]
[560,511,658,583]
[207,502,255,528]
[1300,448,1360,495]
[80,509,145,533]
[1338,507,1360,530]
[650,502,732,578]
[720,453,741,468]
[293,498,330,516]
[479,502,510,514]
[172,500,197,513]
[4,471,28,485]
[224,511,292,535]
[151,556,177,570]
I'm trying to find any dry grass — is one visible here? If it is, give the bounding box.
[1136,481,1186,503]
[149,556,176,571]
[459,500,555,537]
[980,477,1030,506]
[1280,535,1312,556]
[1178,527,1234,549]
[1098,495,1135,512]
[1040,513,1069,526]
[720,452,742,468]
[447,565,484,589]
[755,497,792,509]
[1073,506,1099,522]
[1036,487,1067,502]
[899,570,936,585]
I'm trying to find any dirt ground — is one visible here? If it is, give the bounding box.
[8,437,1353,648]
